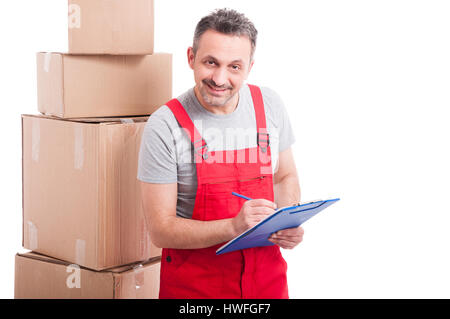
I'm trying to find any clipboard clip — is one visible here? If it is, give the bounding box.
[257,132,270,153]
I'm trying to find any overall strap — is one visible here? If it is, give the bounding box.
[248,84,270,153]
[166,99,209,160]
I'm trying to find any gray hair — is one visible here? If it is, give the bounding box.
[193,8,258,60]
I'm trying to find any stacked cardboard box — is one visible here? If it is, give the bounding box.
[36,52,172,118]
[15,253,161,299]
[15,0,171,299]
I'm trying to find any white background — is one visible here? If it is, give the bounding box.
[1,0,449,299]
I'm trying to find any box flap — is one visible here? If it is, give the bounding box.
[111,257,161,299]
[22,114,149,124]
[15,252,115,299]
[16,252,160,274]
[107,256,161,274]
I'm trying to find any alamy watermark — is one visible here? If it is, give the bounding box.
[68,4,81,29]
[172,120,277,167]
[66,264,81,289]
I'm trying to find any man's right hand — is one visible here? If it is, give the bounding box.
[141,181,278,249]
[231,199,277,235]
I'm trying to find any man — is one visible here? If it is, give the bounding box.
[138,8,303,299]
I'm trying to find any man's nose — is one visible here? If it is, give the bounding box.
[211,67,228,87]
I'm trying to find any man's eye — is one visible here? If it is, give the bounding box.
[206,60,216,65]
[231,65,241,71]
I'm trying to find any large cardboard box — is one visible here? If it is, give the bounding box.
[37,52,172,118]
[15,252,161,299]
[68,0,154,54]
[22,114,161,270]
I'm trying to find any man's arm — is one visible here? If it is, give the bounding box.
[270,147,304,249]
[273,147,301,207]
[141,182,276,249]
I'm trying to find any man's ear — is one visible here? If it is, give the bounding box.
[249,60,255,73]
[245,59,255,79]
[187,47,195,70]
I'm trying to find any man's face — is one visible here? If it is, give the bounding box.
[188,30,254,110]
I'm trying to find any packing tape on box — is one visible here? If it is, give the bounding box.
[26,221,38,250]
[75,239,86,266]
[120,118,135,124]
[31,117,40,163]
[120,120,140,153]
[140,214,150,260]
[44,52,52,73]
[74,126,84,170]
[132,263,145,297]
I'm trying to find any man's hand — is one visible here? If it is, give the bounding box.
[231,199,277,235]
[268,226,304,249]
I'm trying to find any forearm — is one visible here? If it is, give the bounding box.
[273,174,301,208]
[152,216,238,250]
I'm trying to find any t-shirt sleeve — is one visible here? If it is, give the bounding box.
[137,111,178,184]
[263,87,296,152]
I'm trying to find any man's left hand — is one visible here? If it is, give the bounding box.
[268,226,304,249]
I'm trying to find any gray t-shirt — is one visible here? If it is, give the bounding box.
[138,84,296,219]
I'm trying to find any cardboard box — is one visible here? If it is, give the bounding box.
[37,52,172,118]
[68,0,154,54]
[22,114,161,270]
[15,252,161,299]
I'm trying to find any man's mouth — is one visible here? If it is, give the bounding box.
[204,81,231,95]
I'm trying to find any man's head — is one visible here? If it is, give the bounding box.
[188,9,258,111]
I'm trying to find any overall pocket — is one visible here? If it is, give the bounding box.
[202,176,271,221]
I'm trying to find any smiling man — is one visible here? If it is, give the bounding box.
[138,8,303,299]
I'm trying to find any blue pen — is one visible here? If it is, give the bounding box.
[232,192,253,201]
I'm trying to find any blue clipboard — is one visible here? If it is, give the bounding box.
[216,198,340,255]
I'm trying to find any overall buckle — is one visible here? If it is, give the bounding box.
[194,139,209,160]
[257,133,270,153]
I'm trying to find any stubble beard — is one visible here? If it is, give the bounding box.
[199,80,236,107]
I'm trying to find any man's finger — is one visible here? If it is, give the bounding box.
[270,233,302,241]
[268,238,297,249]
[252,207,276,215]
[248,199,277,209]
[275,227,304,237]
[272,233,303,240]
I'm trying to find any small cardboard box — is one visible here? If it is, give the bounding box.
[15,252,161,299]
[37,52,172,118]
[68,0,154,54]
[22,114,161,270]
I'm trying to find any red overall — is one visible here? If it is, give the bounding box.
[159,85,288,299]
